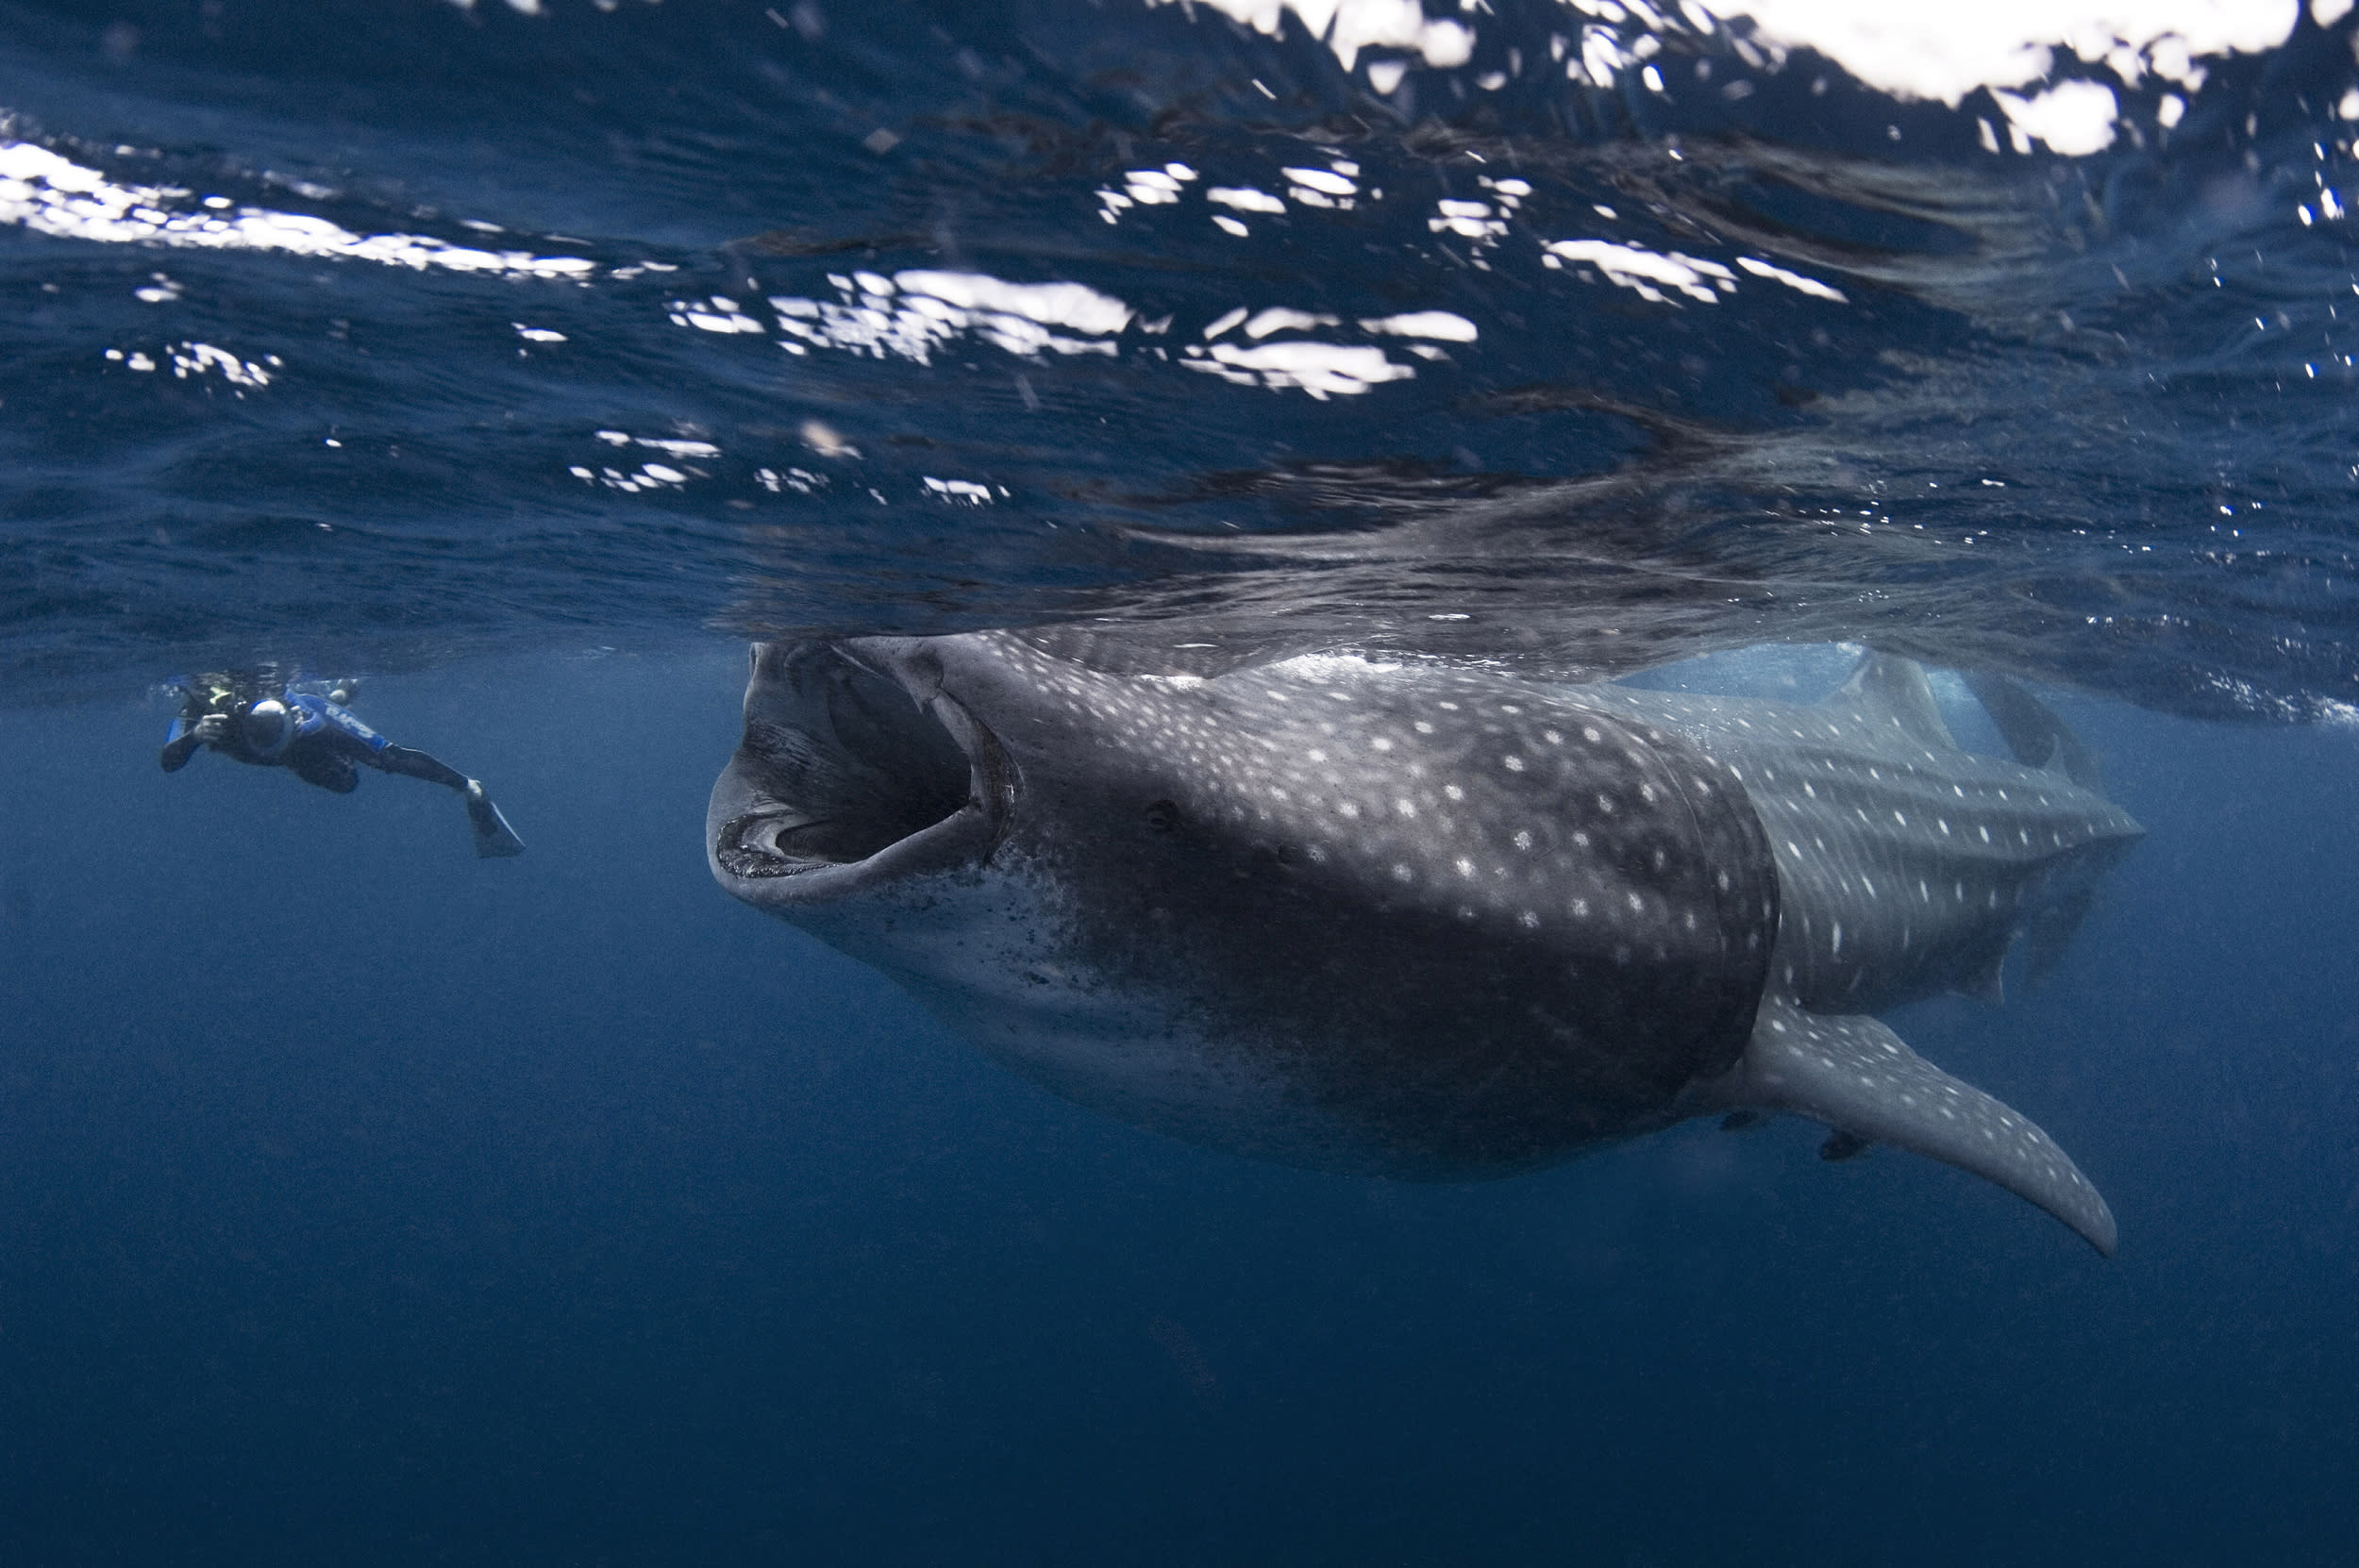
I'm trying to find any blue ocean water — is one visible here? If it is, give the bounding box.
[3,1,2358,1562]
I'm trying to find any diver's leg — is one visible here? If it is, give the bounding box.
[371,744,472,792]
[365,742,524,856]
[286,742,361,793]
[355,741,522,856]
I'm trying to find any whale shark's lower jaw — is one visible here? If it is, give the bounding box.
[711,812,833,879]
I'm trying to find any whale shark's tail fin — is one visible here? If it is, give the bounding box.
[1962,672,2104,792]
[1714,995,2117,1255]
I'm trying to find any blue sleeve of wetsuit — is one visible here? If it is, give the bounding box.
[289,692,391,753]
[163,676,198,743]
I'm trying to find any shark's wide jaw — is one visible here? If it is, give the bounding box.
[708,642,1013,906]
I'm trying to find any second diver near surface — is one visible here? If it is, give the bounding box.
[160,672,526,858]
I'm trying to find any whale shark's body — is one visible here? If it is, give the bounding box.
[709,634,2141,1252]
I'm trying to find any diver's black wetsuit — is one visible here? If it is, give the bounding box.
[160,674,525,857]
[160,714,465,793]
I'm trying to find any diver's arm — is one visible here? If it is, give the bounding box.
[159,713,227,772]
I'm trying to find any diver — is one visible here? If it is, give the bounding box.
[160,671,526,858]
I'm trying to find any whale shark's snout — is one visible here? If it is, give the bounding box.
[708,641,1012,907]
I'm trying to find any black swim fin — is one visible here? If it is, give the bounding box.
[464,780,526,858]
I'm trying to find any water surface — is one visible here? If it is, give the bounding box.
[3,2,2356,1561]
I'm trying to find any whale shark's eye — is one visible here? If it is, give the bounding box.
[1143,799,1180,834]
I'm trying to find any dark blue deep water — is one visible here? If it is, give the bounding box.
[4,1,2359,1562]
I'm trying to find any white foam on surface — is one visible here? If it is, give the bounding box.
[1147,0,2300,145]
[1735,256,1848,303]
[1991,79,2121,155]
[1154,0,1472,70]
[1359,311,1480,342]
[1207,186,1286,214]
[0,141,596,280]
[1693,0,2297,107]
[1545,240,1736,305]
[762,272,1132,364]
[894,272,1134,337]
[1181,341,1415,397]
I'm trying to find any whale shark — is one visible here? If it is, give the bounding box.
[708,634,2142,1253]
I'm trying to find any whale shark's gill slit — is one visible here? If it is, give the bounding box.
[720,647,974,876]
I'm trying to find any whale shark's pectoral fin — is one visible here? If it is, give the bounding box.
[2021,886,2097,987]
[1961,672,2104,792]
[1952,949,2006,1006]
[1715,995,2117,1255]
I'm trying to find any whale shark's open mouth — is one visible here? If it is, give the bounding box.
[711,642,999,884]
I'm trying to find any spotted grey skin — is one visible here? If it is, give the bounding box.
[1577,658,2143,1017]
[709,634,2141,1253]
[1581,658,2142,1251]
